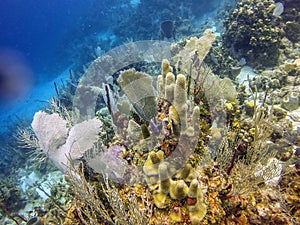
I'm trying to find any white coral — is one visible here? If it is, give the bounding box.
[254,158,283,187]
[31,111,102,172]
[31,111,68,154]
[66,119,102,160]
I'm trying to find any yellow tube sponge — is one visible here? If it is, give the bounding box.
[153,162,171,209]
[174,74,187,105]
[143,150,164,176]
[174,74,188,130]
[192,106,200,132]
[162,59,173,77]
[157,75,164,97]
[187,179,207,224]
[143,152,159,176]
[170,207,182,223]
[158,162,171,194]
[165,72,175,102]
[170,180,189,200]
[154,150,165,163]
[169,105,180,136]
[188,179,199,198]
[153,190,167,209]
[189,203,207,225]
[175,163,192,180]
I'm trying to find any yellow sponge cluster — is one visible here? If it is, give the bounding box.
[143,151,207,223]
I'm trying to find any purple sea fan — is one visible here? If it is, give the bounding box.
[150,119,160,135]
[87,145,128,182]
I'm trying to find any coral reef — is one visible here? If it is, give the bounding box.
[11,22,300,225]
[205,38,241,79]
[223,0,282,67]
[281,0,300,42]
[0,178,25,215]
[279,164,300,224]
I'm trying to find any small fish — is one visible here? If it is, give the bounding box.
[102,83,117,114]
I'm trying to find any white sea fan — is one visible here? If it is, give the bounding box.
[66,119,102,160]
[32,111,102,172]
[31,111,68,154]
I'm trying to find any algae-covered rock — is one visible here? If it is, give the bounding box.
[281,91,300,111]
[285,21,300,43]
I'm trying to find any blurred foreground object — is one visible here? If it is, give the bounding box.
[0,49,33,105]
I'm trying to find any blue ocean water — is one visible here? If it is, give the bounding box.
[0,0,113,131]
[0,0,92,79]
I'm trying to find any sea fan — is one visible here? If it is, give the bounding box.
[87,145,129,183]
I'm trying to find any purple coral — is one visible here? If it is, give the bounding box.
[87,145,128,182]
